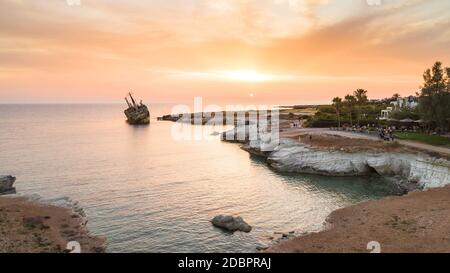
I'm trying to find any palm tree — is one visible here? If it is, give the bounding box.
[332,97,343,128]
[353,89,368,126]
[344,94,356,126]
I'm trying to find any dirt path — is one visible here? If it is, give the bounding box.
[395,140,450,156]
[328,130,450,156]
[280,128,450,156]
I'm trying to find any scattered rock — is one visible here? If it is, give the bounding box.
[0,175,16,195]
[211,215,252,233]
[274,231,295,237]
[272,233,284,241]
[256,245,269,251]
[270,231,297,243]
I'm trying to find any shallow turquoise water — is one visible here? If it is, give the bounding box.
[0,104,398,252]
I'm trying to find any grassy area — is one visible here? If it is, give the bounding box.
[395,132,450,147]
[280,108,318,114]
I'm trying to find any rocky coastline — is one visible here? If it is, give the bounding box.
[221,125,450,252]
[224,126,450,192]
[262,139,448,190]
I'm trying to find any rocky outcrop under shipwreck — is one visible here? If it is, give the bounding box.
[225,127,450,190]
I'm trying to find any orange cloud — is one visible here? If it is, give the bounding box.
[0,0,449,104]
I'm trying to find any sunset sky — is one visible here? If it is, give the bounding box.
[0,0,449,105]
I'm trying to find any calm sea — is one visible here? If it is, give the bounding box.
[0,104,397,252]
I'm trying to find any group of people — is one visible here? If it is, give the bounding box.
[290,119,303,128]
[378,127,396,141]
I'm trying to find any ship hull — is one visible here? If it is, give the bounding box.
[124,106,150,125]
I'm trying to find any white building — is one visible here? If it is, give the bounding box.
[380,96,418,120]
[380,107,393,120]
[390,96,418,110]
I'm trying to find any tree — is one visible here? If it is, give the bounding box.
[446,67,450,91]
[353,89,368,126]
[392,93,401,101]
[332,97,343,128]
[344,94,356,126]
[391,107,420,120]
[418,61,450,132]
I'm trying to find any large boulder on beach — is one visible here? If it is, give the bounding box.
[0,175,16,195]
[211,215,252,233]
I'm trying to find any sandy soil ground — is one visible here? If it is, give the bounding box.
[280,127,450,157]
[0,197,105,253]
[280,128,410,153]
[268,186,450,253]
[326,130,450,156]
[295,133,406,153]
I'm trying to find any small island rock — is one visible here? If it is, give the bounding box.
[211,215,252,233]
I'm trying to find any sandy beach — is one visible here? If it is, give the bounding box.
[268,185,450,253]
[0,196,105,253]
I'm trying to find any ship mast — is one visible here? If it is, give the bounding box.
[128,92,137,107]
[125,97,132,108]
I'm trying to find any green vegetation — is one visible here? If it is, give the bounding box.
[280,108,317,115]
[395,132,450,147]
[418,61,450,132]
[344,94,356,126]
[354,89,368,126]
[332,97,343,128]
[390,108,420,120]
[310,96,386,128]
[310,61,450,132]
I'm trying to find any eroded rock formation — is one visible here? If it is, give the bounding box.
[266,139,450,189]
[223,127,450,190]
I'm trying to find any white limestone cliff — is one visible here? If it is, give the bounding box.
[241,138,450,189]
